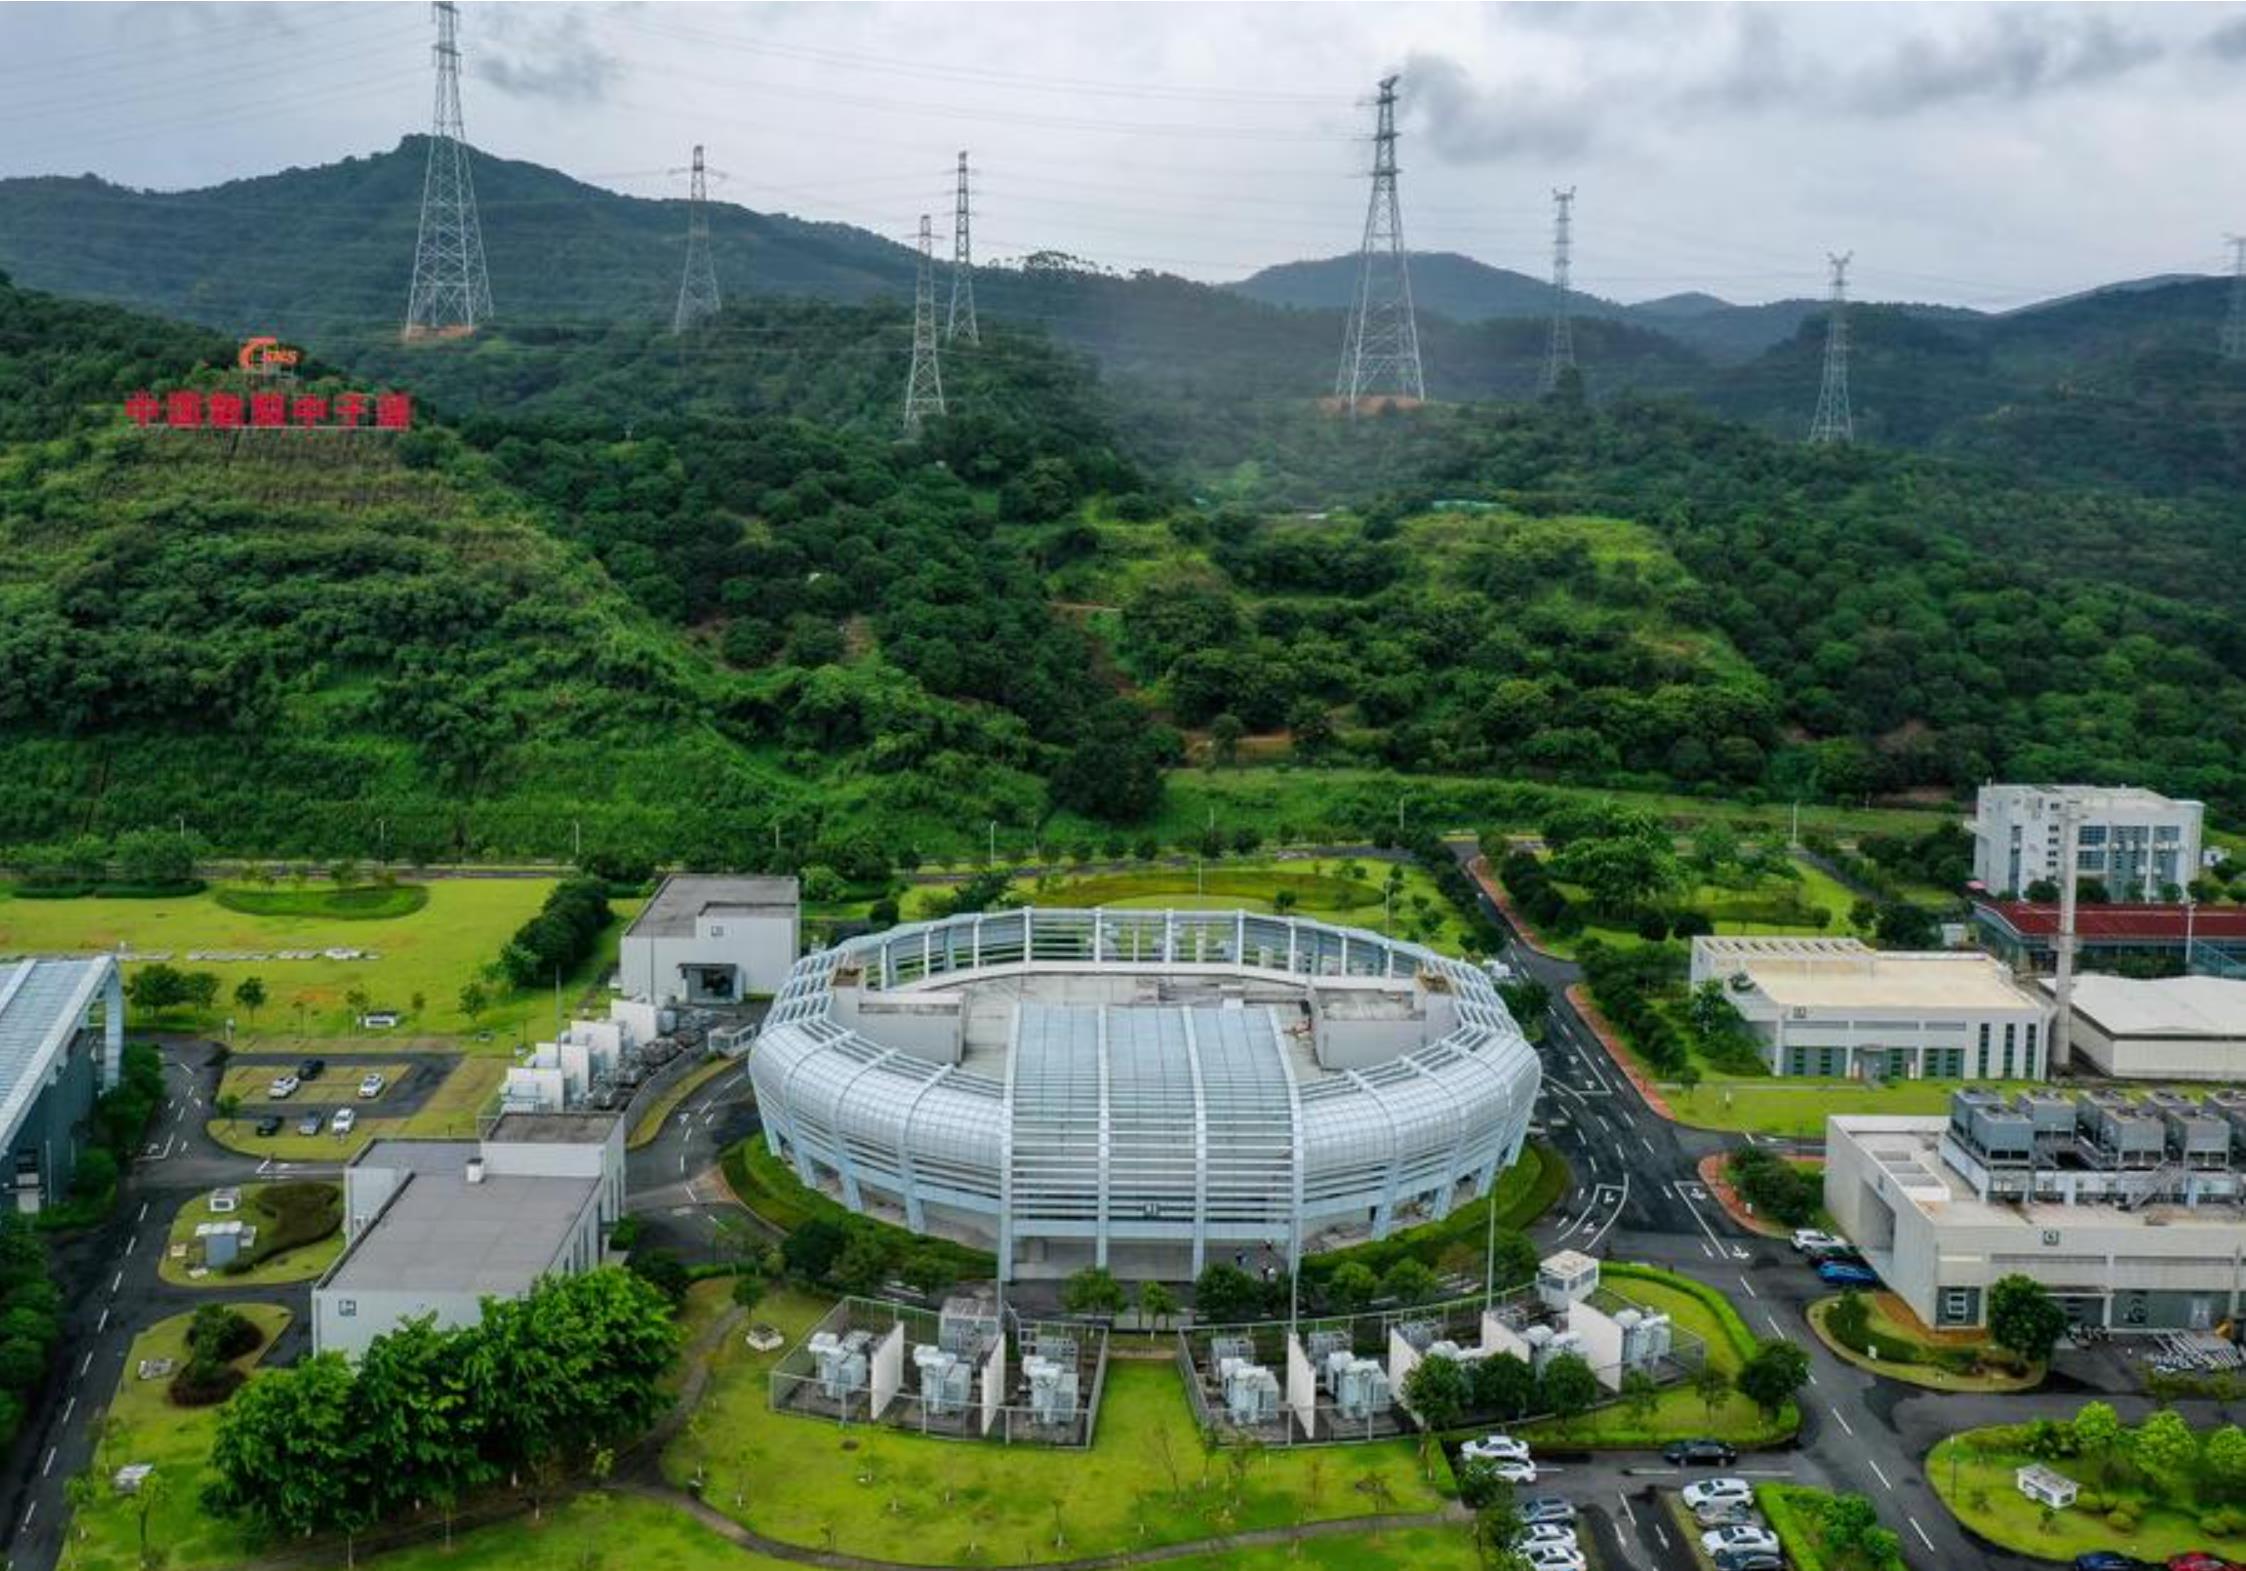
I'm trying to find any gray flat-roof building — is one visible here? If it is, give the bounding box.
[313,1111,625,1359]
[0,956,125,1212]
[619,875,800,1006]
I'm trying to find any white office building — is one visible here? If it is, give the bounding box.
[2039,974,2246,1081]
[619,874,800,1006]
[1825,1091,2246,1333]
[1971,785,2204,901]
[312,1112,625,1359]
[1688,936,2050,1080]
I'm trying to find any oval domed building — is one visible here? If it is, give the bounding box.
[748,908,1541,1281]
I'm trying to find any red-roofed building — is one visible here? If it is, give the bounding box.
[1974,901,2246,974]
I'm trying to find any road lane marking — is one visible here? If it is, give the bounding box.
[1829,1403,1854,1437]
[1737,1274,1758,1300]
[125,1234,136,1256]
[1617,1493,1635,1527]
[1868,1458,1893,1491]
[62,1395,75,1423]
[78,1351,91,1378]
[110,1270,123,1294]
[1910,1517,1935,1550]
[97,1307,110,1334]
[21,1501,33,1530]
[1640,1134,1656,1156]
[1765,1312,1785,1336]
[1699,1241,1715,1258]
[1652,1522,1670,1550]
[41,1447,54,1477]
[135,1200,149,1224]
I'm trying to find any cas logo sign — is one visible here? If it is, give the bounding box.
[236,336,302,375]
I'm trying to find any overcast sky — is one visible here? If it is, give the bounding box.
[3,1,2243,308]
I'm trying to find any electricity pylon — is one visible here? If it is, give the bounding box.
[948,151,979,345]
[1334,75,1424,413]
[2222,236,2246,362]
[1807,252,1854,445]
[903,214,946,435]
[673,144,722,335]
[402,1,493,340]
[1539,186,1577,398]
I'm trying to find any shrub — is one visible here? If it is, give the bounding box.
[224,1183,341,1272]
[189,1305,264,1362]
[608,1216,645,1251]
[2104,1507,2136,1532]
[169,1357,247,1408]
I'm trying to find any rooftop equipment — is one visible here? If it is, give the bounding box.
[913,1345,972,1416]
[1022,1354,1078,1426]
[938,1297,999,1357]
[1616,1308,1674,1372]
[1306,1329,1352,1367]
[2144,1091,2232,1171]
[2077,1091,2166,1170]
[1393,1320,1440,1353]
[1220,1357,1281,1425]
[2011,1089,2078,1153]
[1521,1324,1584,1373]
[2209,1090,2246,1158]
[1333,1358,1391,1420]
[1951,1089,2033,1166]
[1208,1335,1255,1374]
[809,1329,872,1402]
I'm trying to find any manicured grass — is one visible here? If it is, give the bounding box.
[1931,1426,2246,1565]
[631,1056,735,1150]
[205,1055,508,1160]
[387,1493,1480,1571]
[1807,1297,2041,1392]
[719,1140,994,1277]
[1024,868,1381,912]
[0,878,577,1039]
[1526,854,1858,961]
[70,1304,292,1571]
[218,1061,414,1107]
[213,883,430,919]
[157,1183,343,1287]
[663,1290,1457,1566]
[1666,1079,2047,1138]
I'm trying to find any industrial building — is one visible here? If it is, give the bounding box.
[0,956,126,1212]
[311,1111,625,1358]
[1974,900,2246,979]
[619,874,800,1006]
[1688,936,2050,1080]
[2033,975,2246,1081]
[749,909,1541,1281]
[1823,1090,2246,1334]
[1970,785,2204,902]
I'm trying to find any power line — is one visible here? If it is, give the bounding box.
[1334,75,1423,414]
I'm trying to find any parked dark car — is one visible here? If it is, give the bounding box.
[2075,1555,2161,1571]
[1713,1554,1783,1571]
[1817,1260,1880,1288]
[298,1058,326,1081]
[296,1111,324,1136]
[1665,1439,1739,1466]
[253,1114,283,1137]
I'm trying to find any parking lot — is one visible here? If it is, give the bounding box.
[215,1050,462,1121]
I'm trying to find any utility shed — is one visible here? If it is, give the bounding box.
[619,875,800,1005]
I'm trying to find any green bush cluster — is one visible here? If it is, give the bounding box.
[0,1213,62,1440]
[170,1304,266,1407]
[1727,1146,1823,1228]
[221,1183,342,1274]
[496,876,612,990]
[1578,939,1692,1074]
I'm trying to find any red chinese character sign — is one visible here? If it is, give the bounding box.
[121,339,413,436]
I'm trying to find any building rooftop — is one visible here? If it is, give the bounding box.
[2038,974,2246,1039]
[1978,902,2246,943]
[1697,938,2040,1012]
[353,1139,477,1177]
[325,1169,598,1297]
[0,956,115,1152]
[486,1111,620,1146]
[1984,784,2202,810]
[626,874,800,940]
[1833,1117,2246,1232]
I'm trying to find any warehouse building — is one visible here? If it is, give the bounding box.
[0,956,126,1213]
[1688,936,2050,1080]
[619,874,800,1006]
[1824,1091,2246,1334]
[312,1111,625,1359]
[1970,784,2204,902]
[750,909,1541,1281]
[1974,900,2246,979]
[2034,974,2246,1081]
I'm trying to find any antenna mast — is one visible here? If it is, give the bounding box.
[903,213,947,435]
[1539,186,1578,398]
[1334,75,1424,413]
[948,151,979,345]
[2223,236,2246,362]
[1807,251,1853,444]
[673,144,722,335]
[402,0,493,340]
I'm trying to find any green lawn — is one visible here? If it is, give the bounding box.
[1931,1427,2246,1564]
[157,1183,343,1288]
[0,878,611,1040]
[1666,1079,2049,1138]
[663,1290,1457,1566]
[1527,854,1858,961]
[384,1493,1480,1571]
[70,1304,293,1571]
[1806,1297,2040,1393]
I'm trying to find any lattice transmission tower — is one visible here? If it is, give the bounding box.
[2223,236,2246,362]
[1334,75,1424,413]
[1539,186,1578,397]
[903,214,946,435]
[948,151,979,345]
[672,144,723,335]
[1807,251,1854,445]
[402,1,493,340]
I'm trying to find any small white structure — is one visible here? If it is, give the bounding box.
[620,875,800,1006]
[1973,784,2202,902]
[1537,1249,1600,1313]
[2015,1464,2079,1509]
[2035,975,2246,1081]
[1689,936,2050,1080]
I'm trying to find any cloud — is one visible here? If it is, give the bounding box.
[473,11,622,106]
[1840,10,2164,117]
[2202,15,2246,59]
[1400,51,1600,162]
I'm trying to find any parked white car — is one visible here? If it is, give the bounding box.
[1517,1524,1579,1550]
[330,1107,357,1134]
[1480,1457,1537,1485]
[267,1073,300,1099]
[1519,1544,1586,1571]
[1790,1228,1842,1253]
[1458,1434,1531,1464]
[1702,1526,1782,1557]
[357,1071,386,1099]
[1681,1478,1754,1510]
